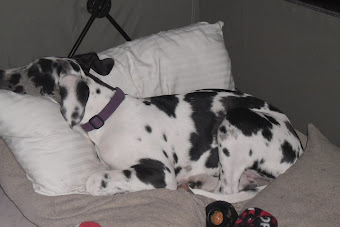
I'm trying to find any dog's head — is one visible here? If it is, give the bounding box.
[1,53,116,127]
[0,52,115,104]
[58,73,116,128]
[59,74,90,127]
[0,57,83,103]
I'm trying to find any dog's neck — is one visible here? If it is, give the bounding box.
[80,79,126,128]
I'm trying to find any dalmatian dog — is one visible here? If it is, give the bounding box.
[0,55,303,203]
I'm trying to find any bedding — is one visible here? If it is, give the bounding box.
[0,90,107,196]
[95,21,235,97]
[244,124,340,226]
[0,138,213,226]
[1,124,339,226]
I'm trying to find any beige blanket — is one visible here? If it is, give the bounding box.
[0,138,214,227]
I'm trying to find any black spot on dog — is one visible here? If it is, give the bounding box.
[137,138,142,142]
[219,126,227,133]
[281,140,297,164]
[69,60,81,72]
[249,149,253,157]
[61,107,66,117]
[226,108,273,141]
[101,180,107,188]
[175,167,182,176]
[13,86,24,93]
[72,111,79,120]
[96,88,101,94]
[38,59,53,73]
[148,95,179,118]
[27,63,56,95]
[57,65,66,75]
[9,73,21,86]
[285,121,301,143]
[166,167,171,173]
[184,91,220,161]
[268,104,283,113]
[104,173,109,179]
[60,86,68,101]
[143,101,151,105]
[261,128,273,142]
[221,96,265,111]
[132,159,167,188]
[260,159,265,164]
[264,114,280,126]
[222,148,230,157]
[163,134,167,142]
[76,80,89,107]
[205,148,219,168]
[71,120,77,127]
[163,150,168,158]
[199,89,243,96]
[123,170,132,179]
[221,94,284,114]
[145,125,152,133]
[249,161,275,179]
[173,152,178,164]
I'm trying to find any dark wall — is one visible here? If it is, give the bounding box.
[0,0,338,146]
[0,0,198,68]
[200,0,340,146]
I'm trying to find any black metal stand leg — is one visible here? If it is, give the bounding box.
[106,15,131,41]
[68,14,97,58]
[68,0,131,58]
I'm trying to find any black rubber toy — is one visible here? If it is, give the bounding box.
[206,201,238,227]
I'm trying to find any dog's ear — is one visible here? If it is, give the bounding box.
[72,52,114,76]
[59,74,89,127]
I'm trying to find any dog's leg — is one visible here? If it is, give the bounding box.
[86,165,177,196]
[215,117,254,194]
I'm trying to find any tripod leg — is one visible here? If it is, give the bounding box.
[68,14,97,58]
[106,14,131,41]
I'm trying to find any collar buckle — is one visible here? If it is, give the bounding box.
[88,115,105,129]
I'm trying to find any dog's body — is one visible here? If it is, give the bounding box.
[60,73,303,202]
[1,57,303,203]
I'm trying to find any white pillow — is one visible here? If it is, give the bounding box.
[0,90,107,196]
[94,21,235,98]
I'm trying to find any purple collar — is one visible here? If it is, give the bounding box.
[81,87,125,132]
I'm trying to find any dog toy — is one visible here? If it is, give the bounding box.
[205,202,277,227]
[206,201,238,227]
[79,221,101,227]
[234,207,278,227]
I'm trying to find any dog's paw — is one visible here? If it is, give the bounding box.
[86,171,110,196]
